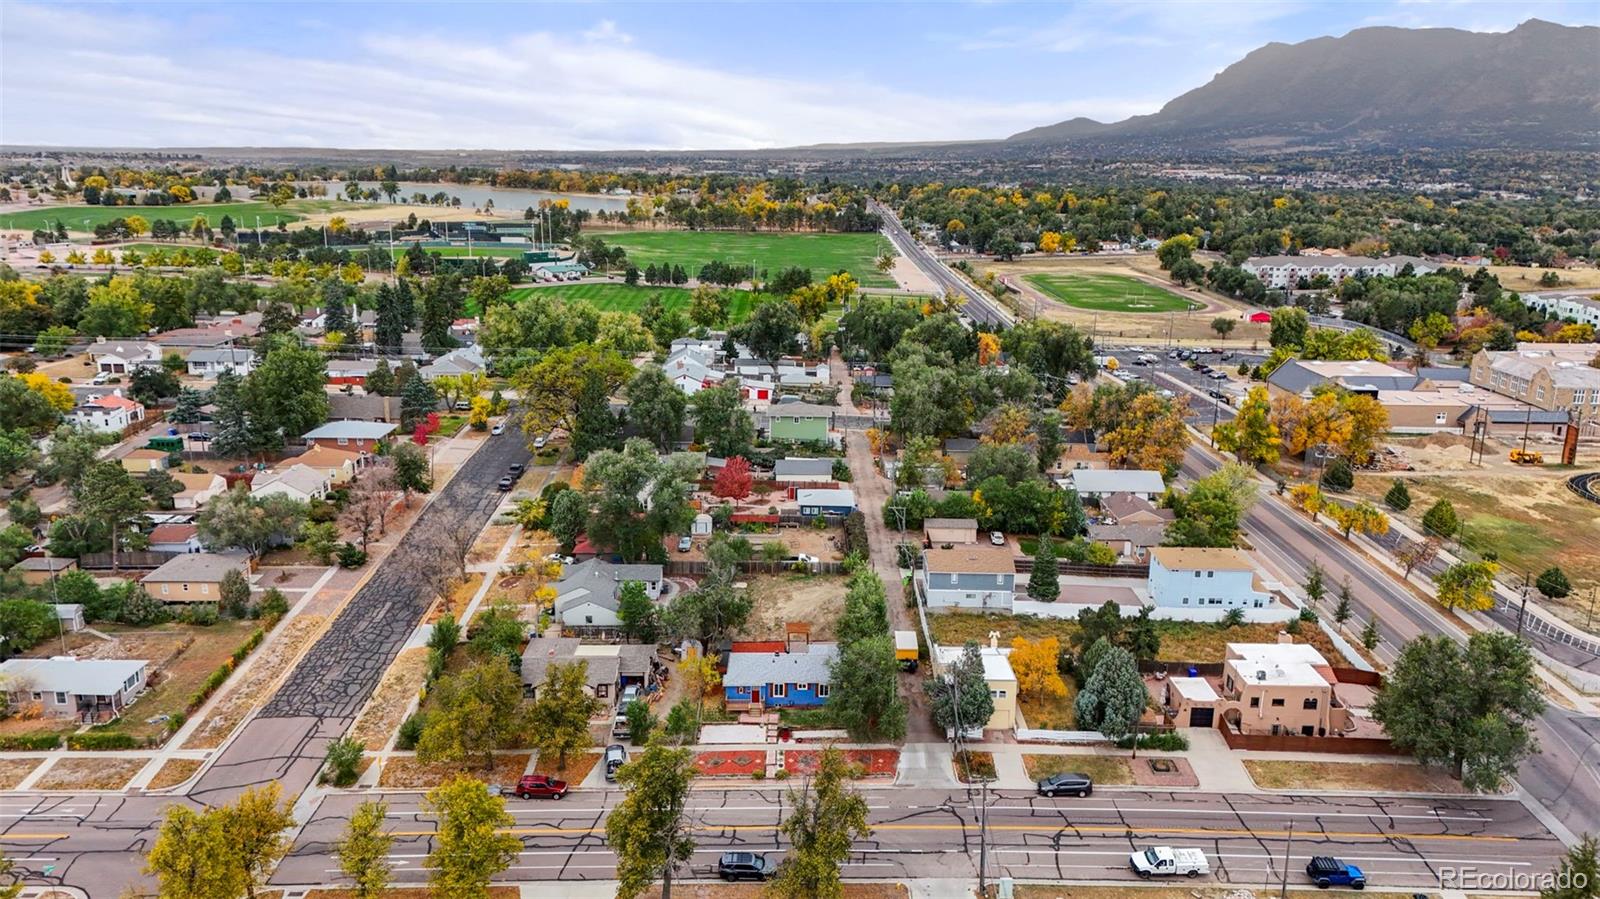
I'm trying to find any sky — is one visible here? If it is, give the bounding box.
[2,0,1596,151]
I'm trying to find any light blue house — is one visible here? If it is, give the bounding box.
[723,636,838,710]
[921,545,1017,611]
[796,488,856,517]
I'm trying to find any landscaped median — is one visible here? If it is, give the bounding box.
[786,748,898,779]
[694,750,769,778]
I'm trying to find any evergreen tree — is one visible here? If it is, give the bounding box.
[170,387,207,425]
[394,276,416,328]
[1320,457,1355,492]
[401,376,439,429]
[1334,580,1355,624]
[570,371,621,461]
[321,277,352,336]
[1384,480,1412,511]
[365,358,396,396]
[1361,617,1380,651]
[418,275,460,353]
[1542,835,1599,899]
[373,282,404,352]
[1422,499,1460,539]
[1028,537,1060,601]
[210,368,251,458]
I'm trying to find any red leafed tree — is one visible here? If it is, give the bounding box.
[413,412,441,446]
[713,455,753,501]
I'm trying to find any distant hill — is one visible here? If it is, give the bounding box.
[1008,19,1600,150]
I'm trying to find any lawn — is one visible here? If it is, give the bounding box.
[1020,688,1077,730]
[1023,753,1135,785]
[1024,272,1202,313]
[597,230,897,288]
[1243,759,1467,794]
[0,199,351,233]
[34,757,148,791]
[952,750,996,783]
[928,612,1353,666]
[145,758,204,790]
[505,282,769,323]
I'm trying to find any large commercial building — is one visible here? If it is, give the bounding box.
[1241,255,1438,289]
[1469,343,1600,416]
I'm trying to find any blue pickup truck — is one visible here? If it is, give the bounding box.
[1306,856,1366,889]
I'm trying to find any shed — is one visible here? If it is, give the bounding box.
[691,513,714,536]
[923,517,979,546]
[796,488,856,516]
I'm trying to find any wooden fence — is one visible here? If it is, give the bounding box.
[78,551,175,571]
[1014,558,1149,578]
[665,559,848,577]
[1217,723,1400,755]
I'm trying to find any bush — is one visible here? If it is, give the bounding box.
[773,768,790,780]
[0,734,63,751]
[751,768,766,780]
[322,736,366,786]
[396,712,427,751]
[1383,480,1412,511]
[841,511,869,558]
[1320,457,1354,492]
[1219,607,1246,628]
[68,732,140,751]
[335,542,368,568]
[1114,730,1189,751]
[625,700,656,744]
[179,604,219,626]
[1298,607,1318,622]
[255,588,289,622]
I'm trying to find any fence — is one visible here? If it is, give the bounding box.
[1015,729,1110,745]
[1217,722,1400,755]
[1141,661,1225,677]
[664,559,848,577]
[78,551,176,570]
[1014,559,1149,578]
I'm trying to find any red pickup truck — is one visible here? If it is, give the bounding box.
[514,774,568,800]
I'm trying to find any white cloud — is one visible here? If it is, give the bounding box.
[0,3,1155,149]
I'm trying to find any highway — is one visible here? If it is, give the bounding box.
[1121,360,1600,841]
[269,786,1556,889]
[873,201,1014,328]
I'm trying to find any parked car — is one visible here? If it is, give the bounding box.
[604,744,628,782]
[91,372,110,385]
[490,423,505,436]
[533,436,547,449]
[1130,847,1209,878]
[619,685,641,708]
[453,401,471,411]
[497,476,515,491]
[508,463,525,475]
[513,774,568,800]
[677,535,692,553]
[782,553,819,565]
[717,852,776,882]
[1306,857,1366,889]
[989,531,1006,546]
[1036,772,1094,798]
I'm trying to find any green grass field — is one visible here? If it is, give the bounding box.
[1024,272,1201,313]
[0,199,352,233]
[596,230,896,288]
[506,282,765,322]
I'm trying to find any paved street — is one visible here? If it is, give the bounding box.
[0,428,527,898]
[274,785,1558,889]
[875,202,1013,328]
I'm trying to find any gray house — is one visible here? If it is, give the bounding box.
[921,545,1016,611]
[554,560,665,629]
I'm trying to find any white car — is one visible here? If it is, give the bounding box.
[1130,847,1210,878]
[533,436,547,449]
[989,531,1006,546]
[490,423,505,436]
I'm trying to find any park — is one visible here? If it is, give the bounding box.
[1023,271,1203,313]
[594,230,895,288]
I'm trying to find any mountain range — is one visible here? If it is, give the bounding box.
[1006,19,1600,151]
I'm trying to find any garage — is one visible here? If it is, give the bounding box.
[1188,707,1215,728]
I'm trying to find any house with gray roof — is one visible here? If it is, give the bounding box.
[521,637,661,705]
[0,656,148,722]
[186,347,256,379]
[724,633,839,710]
[773,458,835,482]
[141,551,251,603]
[1266,359,1420,399]
[554,560,665,629]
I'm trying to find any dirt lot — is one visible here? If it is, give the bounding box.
[636,885,906,899]
[1023,754,1135,785]
[376,752,531,790]
[34,756,148,791]
[737,573,849,641]
[929,612,1354,666]
[144,758,204,790]
[184,614,326,749]
[533,749,600,782]
[0,759,40,789]
[976,255,1269,346]
[471,524,517,563]
[1243,759,1468,794]
[1489,265,1600,294]
[350,647,430,751]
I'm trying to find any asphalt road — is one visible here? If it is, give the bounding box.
[873,202,1014,328]
[0,428,530,898]
[1128,361,1600,842]
[273,786,1557,890]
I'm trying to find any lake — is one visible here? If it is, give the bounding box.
[328,181,633,214]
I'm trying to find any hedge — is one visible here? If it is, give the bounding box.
[67,732,140,751]
[0,734,63,751]
[187,626,266,714]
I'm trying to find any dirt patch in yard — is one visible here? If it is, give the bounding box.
[533,749,600,783]
[1020,689,1077,730]
[144,758,203,790]
[440,572,485,620]
[953,750,997,783]
[81,620,262,743]
[34,756,148,791]
[349,647,430,751]
[377,752,531,790]
[471,524,516,563]
[929,612,1352,666]
[0,758,40,789]
[1243,759,1468,794]
[636,885,906,899]
[184,615,326,749]
[737,573,848,641]
[1023,754,1134,785]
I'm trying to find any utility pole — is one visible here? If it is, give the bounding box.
[1517,576,1530,637]
[1280,819,1294,899]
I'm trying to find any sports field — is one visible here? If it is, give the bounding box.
[596,230,896,288]
[1024,272,1202,313]
[0,199,352,233]
[506,283,765,322]
[391,244,530,259]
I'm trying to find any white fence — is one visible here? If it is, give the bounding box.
[1014,729,1111,744]
[1012,600,1298,624]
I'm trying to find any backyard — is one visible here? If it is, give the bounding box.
[1023,272,1203,313]
[593,230,896,288]
[928,611,1354,666]
[737,573,850,641]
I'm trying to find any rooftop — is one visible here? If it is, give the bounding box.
[1068,468,1166,494]
[924,545,1016,575]
[724,643,839,687]
[933,644,1016,683]
[1226,642,1334,688]
[0,656,146,695]
[1150,546,1255,572]
[302,421,398,441]
[773,458,834,478]
[142,551,247,583]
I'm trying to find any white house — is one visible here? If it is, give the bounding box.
[1241,254,1438,290]
[250,464,332,503]
[921,545,1016,611]
[1148,547,1272,610]
[1523,292,1600,328]
[67,392,145,433]
[89,340,162,374]
[0,656,148,722]
[1062,468,1166,502]
[554,560,665,629]
[664,353,725,395]
[170,472,229,510]
[420,345,487,380]
[185,347,256,379]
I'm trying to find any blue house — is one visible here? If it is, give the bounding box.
[723,630,839,710]
[796,488,856,517]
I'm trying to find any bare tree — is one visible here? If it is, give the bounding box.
[1396,536,1440,579]
[341,469,402,553]
[438,518,479,580]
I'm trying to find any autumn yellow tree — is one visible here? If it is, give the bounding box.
[1010,636,1068,702]
[1103,392,1189,473]
[1289,483,1325,521]
[19,373,74,412]
[1342,394,1389,462]
[977,332,1002,366]
[1327,500,1389,541]
[1038,231,1063,254]
[980,404,1033,446]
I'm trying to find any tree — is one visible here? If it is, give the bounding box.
[926,641,995,736]
[1270,307,1310,348]
[606,743,697,899]
[417,660,528,770]
[1542,835,1600,899]
[244,339,330,442]
[1384,480,1412,511]
[1010,636,1068,701]
[1212,386,1280,465]
[625,700,656,744]
[1329,500,1389,540]
[1163,464,1256,548]
[1155,234,1197,271]
[626,366,687,452]
[1073,640,1146,739]
[1396,535,1441,578]
[1304,561,1327,607]
[219,567,252,618]
[688,286,730,329]
[74,461,148,570]
[617,580,659,643]
[1421,498,1462,539]
[198,488,307,555]
[547,489,588,553]
[401,374,440,429]
[1334,580,1355,625]
[1361,617,1380,651]
[337,800,393,899]
[227,783,296,898]
[1028,537,1059,601]
[1371,632,1544,792]
[513,344,633,439]
[390,442,433,500]
[711,455,752,501]
[1434,560,1500,612]
[689,382,755,459]
[1536,567,1572,600]
[528,660,602,771]
[1321,456,1355,491]
[735,297,802,360]
[662,575,752,647]
[0,376,66,436]
[570,370,622,461]
[425,775,521,899]
[1101,392,1189,473]
[146,803,246,899]
[323,735,366,787]
[769,745,873,899]
[829,633,907,741]
[80,277,152,336]
[1211,316,1237,339]
[967,442,1036,486]
[583,439,698,561]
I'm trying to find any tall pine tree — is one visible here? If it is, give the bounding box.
[374,283,404,353]
[322,277,352,336]
[394,277,416,329]
[418,275,461,354]
[401,376,439,429]
[570,372,621,461]
[210,369,251,458]
[365,359,397,397]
